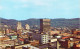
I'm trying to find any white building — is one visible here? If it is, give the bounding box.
[23,44,39,49]
[25,24,30,30]
[32,33,49,44]
[41,34,49,44]
[17,22,22,30]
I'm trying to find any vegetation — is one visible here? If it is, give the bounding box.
[1,18,80,29]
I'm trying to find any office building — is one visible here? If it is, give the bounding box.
[40,19,51,34]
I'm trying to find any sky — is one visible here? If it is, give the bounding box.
[0,0,80,20]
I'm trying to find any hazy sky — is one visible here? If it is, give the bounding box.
[0,0,80,20]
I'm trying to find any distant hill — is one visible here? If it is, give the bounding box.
[0,18,80,29]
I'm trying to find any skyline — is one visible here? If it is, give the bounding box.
[0,0,80,20]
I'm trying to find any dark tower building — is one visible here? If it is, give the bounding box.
[40,19,51,34]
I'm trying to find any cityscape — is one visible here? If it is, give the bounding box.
[0,0,80,49]
[0,18,80,49]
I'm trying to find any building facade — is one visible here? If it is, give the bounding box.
[32,33,49,44]
[17,22,22,30]
[25,24,30,30]
[40,19,51,34]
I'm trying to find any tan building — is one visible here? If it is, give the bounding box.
[5,29,10,34]
[25,24,30,30]
[17,22,22,30]
[50,31,60,35]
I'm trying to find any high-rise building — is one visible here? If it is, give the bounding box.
[25,24,30,30]
[17,22,22,30]
[40,19,51,34]
[31,19,51,44]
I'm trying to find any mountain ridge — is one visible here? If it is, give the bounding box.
[0,18,80,29]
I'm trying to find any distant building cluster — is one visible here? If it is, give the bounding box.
[0,19,80,49]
